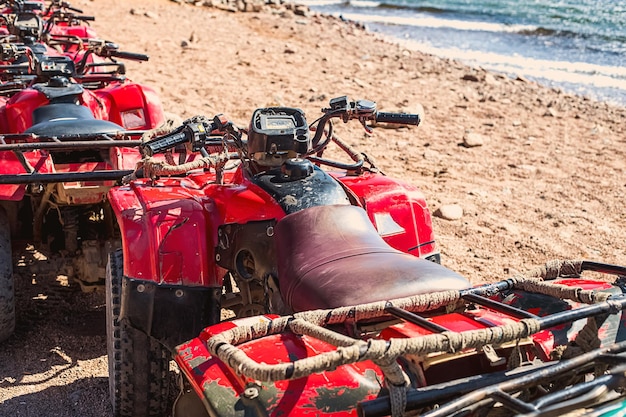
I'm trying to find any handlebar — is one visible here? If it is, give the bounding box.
[47,0,83,14]
[311,96,424,149]
[143,122,210,156]
[375,107,423,126]
[138,97,423,175]
[324,96,423,126]
[64,4,83,13]
[109,50,149,62]
[87,41,149,62]
[141,115,229,156]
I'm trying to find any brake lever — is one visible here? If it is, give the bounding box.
[359,118,373,134]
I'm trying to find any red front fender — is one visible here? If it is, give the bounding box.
[108,179,221,287]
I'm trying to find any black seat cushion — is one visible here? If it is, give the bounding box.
[25,103,123,136]
[275,205,470,312]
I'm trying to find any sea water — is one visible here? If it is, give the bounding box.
[302,0,626,106]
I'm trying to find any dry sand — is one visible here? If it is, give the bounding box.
[1,0,625,415]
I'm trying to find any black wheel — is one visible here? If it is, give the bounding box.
[0,208,15,342]
[106,249,171,417]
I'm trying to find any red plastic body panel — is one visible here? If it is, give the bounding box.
[95,82,165,129]
[0,150,53,200]
[0,77,163,203]
[1,82,163,134]
[176,316,383,417]
[2,90,49,134]
[108,172,287,286]
[108,167,438,288]
[176,279,625,416]
[334,172,436,257]
[176,309,530,416]
[49,24,98,42]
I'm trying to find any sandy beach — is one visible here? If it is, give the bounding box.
[1,0,625,415]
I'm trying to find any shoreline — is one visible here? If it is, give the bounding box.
[304,3,626,108]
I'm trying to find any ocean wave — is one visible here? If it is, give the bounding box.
[307,2,621,44]
[336,10,619,44]
[399,39,626,91]
[335,12,536,34]
[349,0,382,7]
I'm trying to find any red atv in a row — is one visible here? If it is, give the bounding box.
[1,0,97,44]
[104,97,626,416]
[0,38,164,341]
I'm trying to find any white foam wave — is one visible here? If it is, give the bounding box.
[328,11,536,34]
[349,0,381,7]
[400,39,626,92]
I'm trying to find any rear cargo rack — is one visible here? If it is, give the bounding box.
[0,131,145,184]
[361,341,626,417]
[198,260,626,417]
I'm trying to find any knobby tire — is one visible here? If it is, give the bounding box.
[0,209,15,342]
[106,249,171,417]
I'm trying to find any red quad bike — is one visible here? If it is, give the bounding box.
[0,9,147,79]
[105,97,439,416]
[41,0,99,44]
[0,0,96,44]
[1,6,98,58]
[0,40,164,341]
[0,0,45,14]
[105,96,626,417]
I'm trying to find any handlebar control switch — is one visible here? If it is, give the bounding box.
[328,96,349,111]
[187,122,209,152]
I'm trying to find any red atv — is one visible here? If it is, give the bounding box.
[105,97,439,416]
[0,40,164,341]
[0,0,97,44]
[106,98,626,417]
[0,0,45,14]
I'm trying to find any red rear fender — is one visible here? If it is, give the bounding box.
[95,83,165,130]
[3,90,48,133]
[337,172,437,258]
[176,316,383,417]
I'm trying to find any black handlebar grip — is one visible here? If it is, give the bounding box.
[143,129,189,156]
[111,51,149,62]
[375,104,424,126]
[142,122,212,156]
[67,4,84,13]
[77,15,95,21]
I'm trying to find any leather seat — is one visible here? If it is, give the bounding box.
[275,204,470,312]
[25,103,123,136]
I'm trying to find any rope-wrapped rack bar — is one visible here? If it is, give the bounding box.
[207,259,625,384]
[208,316,542,382]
